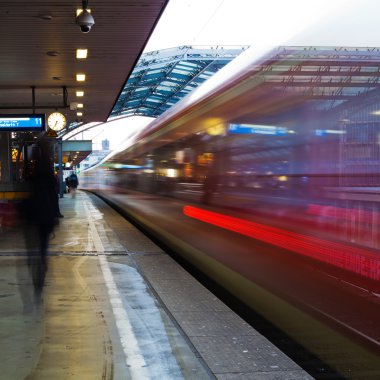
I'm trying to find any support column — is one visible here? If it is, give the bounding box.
[58,138,64,198]
[0,132,11,183]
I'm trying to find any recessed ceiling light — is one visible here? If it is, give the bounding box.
[76,8,92,16]
[76,91,84,97]
[77,112,83,116]
[77,103,84,108]
[76,49,88,59]
[76,74,86,81]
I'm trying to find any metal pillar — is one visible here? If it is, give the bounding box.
[0,132,11,183]
[57,138,64,198]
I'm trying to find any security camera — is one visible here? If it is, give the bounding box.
[76,9,94,33]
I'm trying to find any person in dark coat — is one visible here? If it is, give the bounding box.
[67,172,79,197]
[21,138,58,295]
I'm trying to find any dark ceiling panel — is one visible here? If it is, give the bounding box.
[0,0,168,127]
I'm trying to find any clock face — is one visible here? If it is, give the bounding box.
[48,112,67,131]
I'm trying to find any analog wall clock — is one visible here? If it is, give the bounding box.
[48,112,67,131]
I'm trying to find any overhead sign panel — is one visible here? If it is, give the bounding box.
[229,123,287,136]
[0,114,46,131]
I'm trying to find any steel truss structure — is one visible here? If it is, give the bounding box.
[110,45,249,118]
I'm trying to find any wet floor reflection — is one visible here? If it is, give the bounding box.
[0,257,44,379]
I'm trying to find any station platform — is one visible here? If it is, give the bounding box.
[0,190,313,380]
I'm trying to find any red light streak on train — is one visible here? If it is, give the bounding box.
[183,205,380,281]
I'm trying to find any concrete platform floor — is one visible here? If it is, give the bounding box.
[0,191,313,379]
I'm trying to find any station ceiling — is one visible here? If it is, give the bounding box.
[0,0,169,127]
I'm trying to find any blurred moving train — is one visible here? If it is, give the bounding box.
[80,34,380,380]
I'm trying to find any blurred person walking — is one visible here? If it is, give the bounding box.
[20,138,58,298]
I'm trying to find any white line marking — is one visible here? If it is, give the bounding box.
[83,198,150,379]
[99,256,150,379]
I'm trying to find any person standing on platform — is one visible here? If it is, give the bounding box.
[67,172,79,198]
[20,138,58,298]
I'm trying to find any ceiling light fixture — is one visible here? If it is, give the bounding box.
[76,91,84,97]
[76,74,86,81]
[76,49,88,59]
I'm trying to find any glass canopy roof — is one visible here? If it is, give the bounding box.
[110,45,249,118]
[256,46,380,111]
[111,45,380,120]
[62,45,380,138]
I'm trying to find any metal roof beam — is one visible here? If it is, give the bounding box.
[270,81,380,88]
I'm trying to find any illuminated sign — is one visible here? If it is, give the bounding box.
[315,129,345,136]
[229,123,287,136]
[0,114,46,131]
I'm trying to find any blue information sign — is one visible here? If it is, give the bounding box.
[0,114,46,131]
[228,123,287,136]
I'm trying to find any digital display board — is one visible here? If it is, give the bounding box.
[229,123,287,136]
[0,114,46,131]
